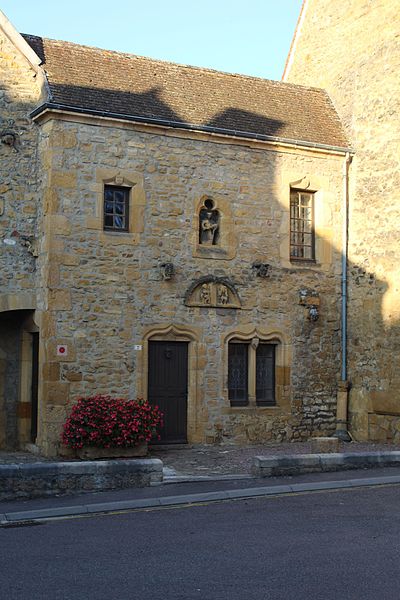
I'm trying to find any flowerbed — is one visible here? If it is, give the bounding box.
[62,395,163,450]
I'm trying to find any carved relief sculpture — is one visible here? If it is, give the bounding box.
[185,277,241,309]
[199,198,220,246]
[200,283,211,305]
[217,284,229,305]
[0,118,19,152]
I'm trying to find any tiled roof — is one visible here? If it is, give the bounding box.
[24,34,349,149]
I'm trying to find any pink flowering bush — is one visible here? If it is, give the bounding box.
[61,395,163,450]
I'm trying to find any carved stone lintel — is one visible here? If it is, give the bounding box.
[290,176,310,190]
[185,276,241,309]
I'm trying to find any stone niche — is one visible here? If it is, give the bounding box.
[185,276,241,309]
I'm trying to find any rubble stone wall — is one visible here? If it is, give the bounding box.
[285,0,400,441]
[0,29,44,449]
[0,29,42,298]
[36,116,345,455]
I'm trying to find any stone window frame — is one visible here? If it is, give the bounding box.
[86,168,145,245]
[289,188,316,262]
[222,327,291,414]
[228,339,276,407]
[278,174,334,271]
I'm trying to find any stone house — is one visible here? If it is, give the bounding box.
[0,9,359,456]
[284,0,400,443]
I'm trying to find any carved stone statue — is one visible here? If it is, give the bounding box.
[199,199,220,246]
[217,284,229,305]
[0,119,19,153]
[200,283,211,304]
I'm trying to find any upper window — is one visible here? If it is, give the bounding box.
[103,185,130,232]
[290,190,314,261]
[228,341,275,407]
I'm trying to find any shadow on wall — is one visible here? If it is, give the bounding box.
[0,78,399,449]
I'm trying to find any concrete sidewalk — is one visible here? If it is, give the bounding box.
[150,441,398,477]
[2,466,400,525]
[1,441,400,503]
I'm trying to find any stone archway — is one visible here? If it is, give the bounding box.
[0,296,38,449]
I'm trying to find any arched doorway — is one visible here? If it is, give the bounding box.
[0,307,39,449]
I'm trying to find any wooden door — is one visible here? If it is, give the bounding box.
[148,341,188,443]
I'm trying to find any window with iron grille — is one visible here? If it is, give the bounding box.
[103,185,130,232]
[228,342,248,406]
[290,190,315,260]
[255,343,275,406]
[228,341,276,407]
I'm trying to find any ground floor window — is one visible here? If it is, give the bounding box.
[228,341,275,407]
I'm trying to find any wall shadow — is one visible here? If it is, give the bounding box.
[1,39,399,450]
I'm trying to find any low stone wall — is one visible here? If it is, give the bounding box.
[252,452,400,477]
[0,458,163,501]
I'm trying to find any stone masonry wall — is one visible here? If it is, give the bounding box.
[285,0,400,440]
[36,116,345,455]
[0,29,43,300]
[0,29,44,449]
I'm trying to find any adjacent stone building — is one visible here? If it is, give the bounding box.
[284,0,400,442]
[0,8,366,456]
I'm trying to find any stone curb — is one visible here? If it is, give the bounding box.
[252,451,400,477]
[1,473,400,524]
[0,459,163,501]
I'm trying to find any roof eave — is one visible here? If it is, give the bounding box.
[30,102,354,155]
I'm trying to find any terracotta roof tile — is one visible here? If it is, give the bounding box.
[24,34,349,148]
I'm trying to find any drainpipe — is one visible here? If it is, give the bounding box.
[335,152,352,441]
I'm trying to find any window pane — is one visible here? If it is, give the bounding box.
[114,190,125,202]
[228,343,248,406]
[114,215,125,229]
[290,191,314,260]
[115,201,125,215]
[256,344,275,406]
[104,188,114,202]
[104,200,114,214]
[103,186,129,231]
[104,214,113,227]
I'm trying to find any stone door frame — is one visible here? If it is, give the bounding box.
[140,324,202,443]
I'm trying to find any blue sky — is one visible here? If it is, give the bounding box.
[1,0,302,81]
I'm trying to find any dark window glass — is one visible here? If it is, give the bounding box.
[228,343,248,406]
[256,344,275,406]
[290,190,315,260]
[103,186,129,232]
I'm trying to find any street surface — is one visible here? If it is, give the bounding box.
[1,484,400,600]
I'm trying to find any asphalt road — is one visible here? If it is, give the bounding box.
[1,484,400,600]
